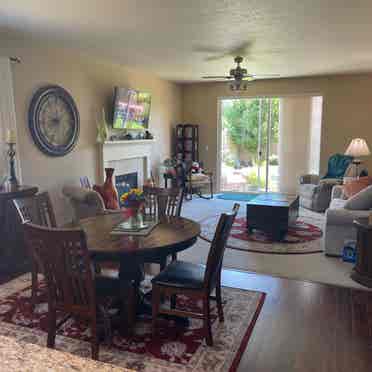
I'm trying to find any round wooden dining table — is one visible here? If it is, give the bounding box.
[78,213,201,332]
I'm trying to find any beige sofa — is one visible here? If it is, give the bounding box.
[322,184,372,256]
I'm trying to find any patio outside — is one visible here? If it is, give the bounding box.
[220,98,280,193]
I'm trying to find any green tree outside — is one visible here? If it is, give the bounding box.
[222,98,279,164]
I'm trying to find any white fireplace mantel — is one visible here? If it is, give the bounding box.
[99,139,155,184]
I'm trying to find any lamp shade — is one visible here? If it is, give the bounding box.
[345,138,371,157]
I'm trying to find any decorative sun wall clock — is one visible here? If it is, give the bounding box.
[28,85,80,156]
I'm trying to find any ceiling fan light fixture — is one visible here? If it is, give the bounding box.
[230,81,248,91]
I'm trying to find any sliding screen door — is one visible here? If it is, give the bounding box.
[220,97,279,193]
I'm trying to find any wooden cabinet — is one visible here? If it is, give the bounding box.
[351,218,372,287]
[0,186,38,276]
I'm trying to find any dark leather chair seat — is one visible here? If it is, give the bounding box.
[151,260,205,289]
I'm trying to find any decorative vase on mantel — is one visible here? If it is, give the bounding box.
[96,107,109,144]
[103,168,119,210]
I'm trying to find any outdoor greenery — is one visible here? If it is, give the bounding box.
[244,168,266,189]
[222,98,279,163]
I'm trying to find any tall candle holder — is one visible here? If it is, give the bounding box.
[6,141,19,189]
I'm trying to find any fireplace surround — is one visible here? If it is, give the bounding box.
[99,139,154,189]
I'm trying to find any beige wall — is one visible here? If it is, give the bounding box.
[182,74,372,189]
[279,96,312,193]
[1,43,182,224]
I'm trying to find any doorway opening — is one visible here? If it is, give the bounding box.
[220,97,280,193]
[218,96,323,195]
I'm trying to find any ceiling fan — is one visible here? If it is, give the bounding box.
[202,56,279,90]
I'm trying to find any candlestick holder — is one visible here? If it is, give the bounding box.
[6,142,19,188]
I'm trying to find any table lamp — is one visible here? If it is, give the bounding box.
[345,138,371,178]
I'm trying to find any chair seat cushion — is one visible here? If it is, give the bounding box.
[151,260,205,289]
[329,198,347,210]
[299,183,317,199]
[191,173,210,182]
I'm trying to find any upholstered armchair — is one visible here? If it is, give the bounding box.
[62,186,120,223]
[299,154,354,212]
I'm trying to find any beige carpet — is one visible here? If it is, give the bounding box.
[181,197,368,290]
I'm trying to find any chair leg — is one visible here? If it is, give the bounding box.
[31,265,38,308]
[152,286,161,338]
[170,294,177,310]
[47,307,56,349]
[203,296,213,346]
[91,315,99,360]
[215,281,224,322]
[127,282,137,334]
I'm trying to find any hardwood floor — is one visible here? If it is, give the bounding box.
[0,268,371,371]
[220,269,372,372]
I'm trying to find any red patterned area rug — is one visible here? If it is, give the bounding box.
[200,213,323,255]
[0,274,265,372]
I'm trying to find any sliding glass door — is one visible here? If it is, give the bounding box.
[220,97,279,193]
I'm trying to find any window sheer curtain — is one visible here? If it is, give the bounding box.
[0,57,21,184]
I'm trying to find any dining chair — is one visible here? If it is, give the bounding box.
[165,161,213,201]
[23,223,118,360]
[143,186,184,269]
[13,192,57,307]
[80,176,92,189]
[151,203,239,346]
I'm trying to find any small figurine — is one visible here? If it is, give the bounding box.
[191,161,203,174]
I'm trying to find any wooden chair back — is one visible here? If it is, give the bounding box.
[13,195,41,225]
[13,192,57,228]
[143,186,184,219]
[204,203,239,290]
[23,223,96,315]
[80,176,92,189]
[37,192,57,228]
[175,161,193,187]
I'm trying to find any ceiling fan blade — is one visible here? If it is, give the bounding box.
[251,74,280,78]
[242,76,255,81]
[202,76,233,79]
[196,41,254,62]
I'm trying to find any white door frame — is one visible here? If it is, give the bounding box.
[216,96,269,193]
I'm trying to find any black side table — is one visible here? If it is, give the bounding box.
[351,218,372,287]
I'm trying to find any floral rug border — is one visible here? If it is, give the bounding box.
[199,208,324,255]
[0,274,265,372]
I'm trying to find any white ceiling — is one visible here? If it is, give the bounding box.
[1,0,372,82]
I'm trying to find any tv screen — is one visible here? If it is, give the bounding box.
[113,87,151,130]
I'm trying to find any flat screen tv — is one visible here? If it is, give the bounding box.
[112,87,151,130]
